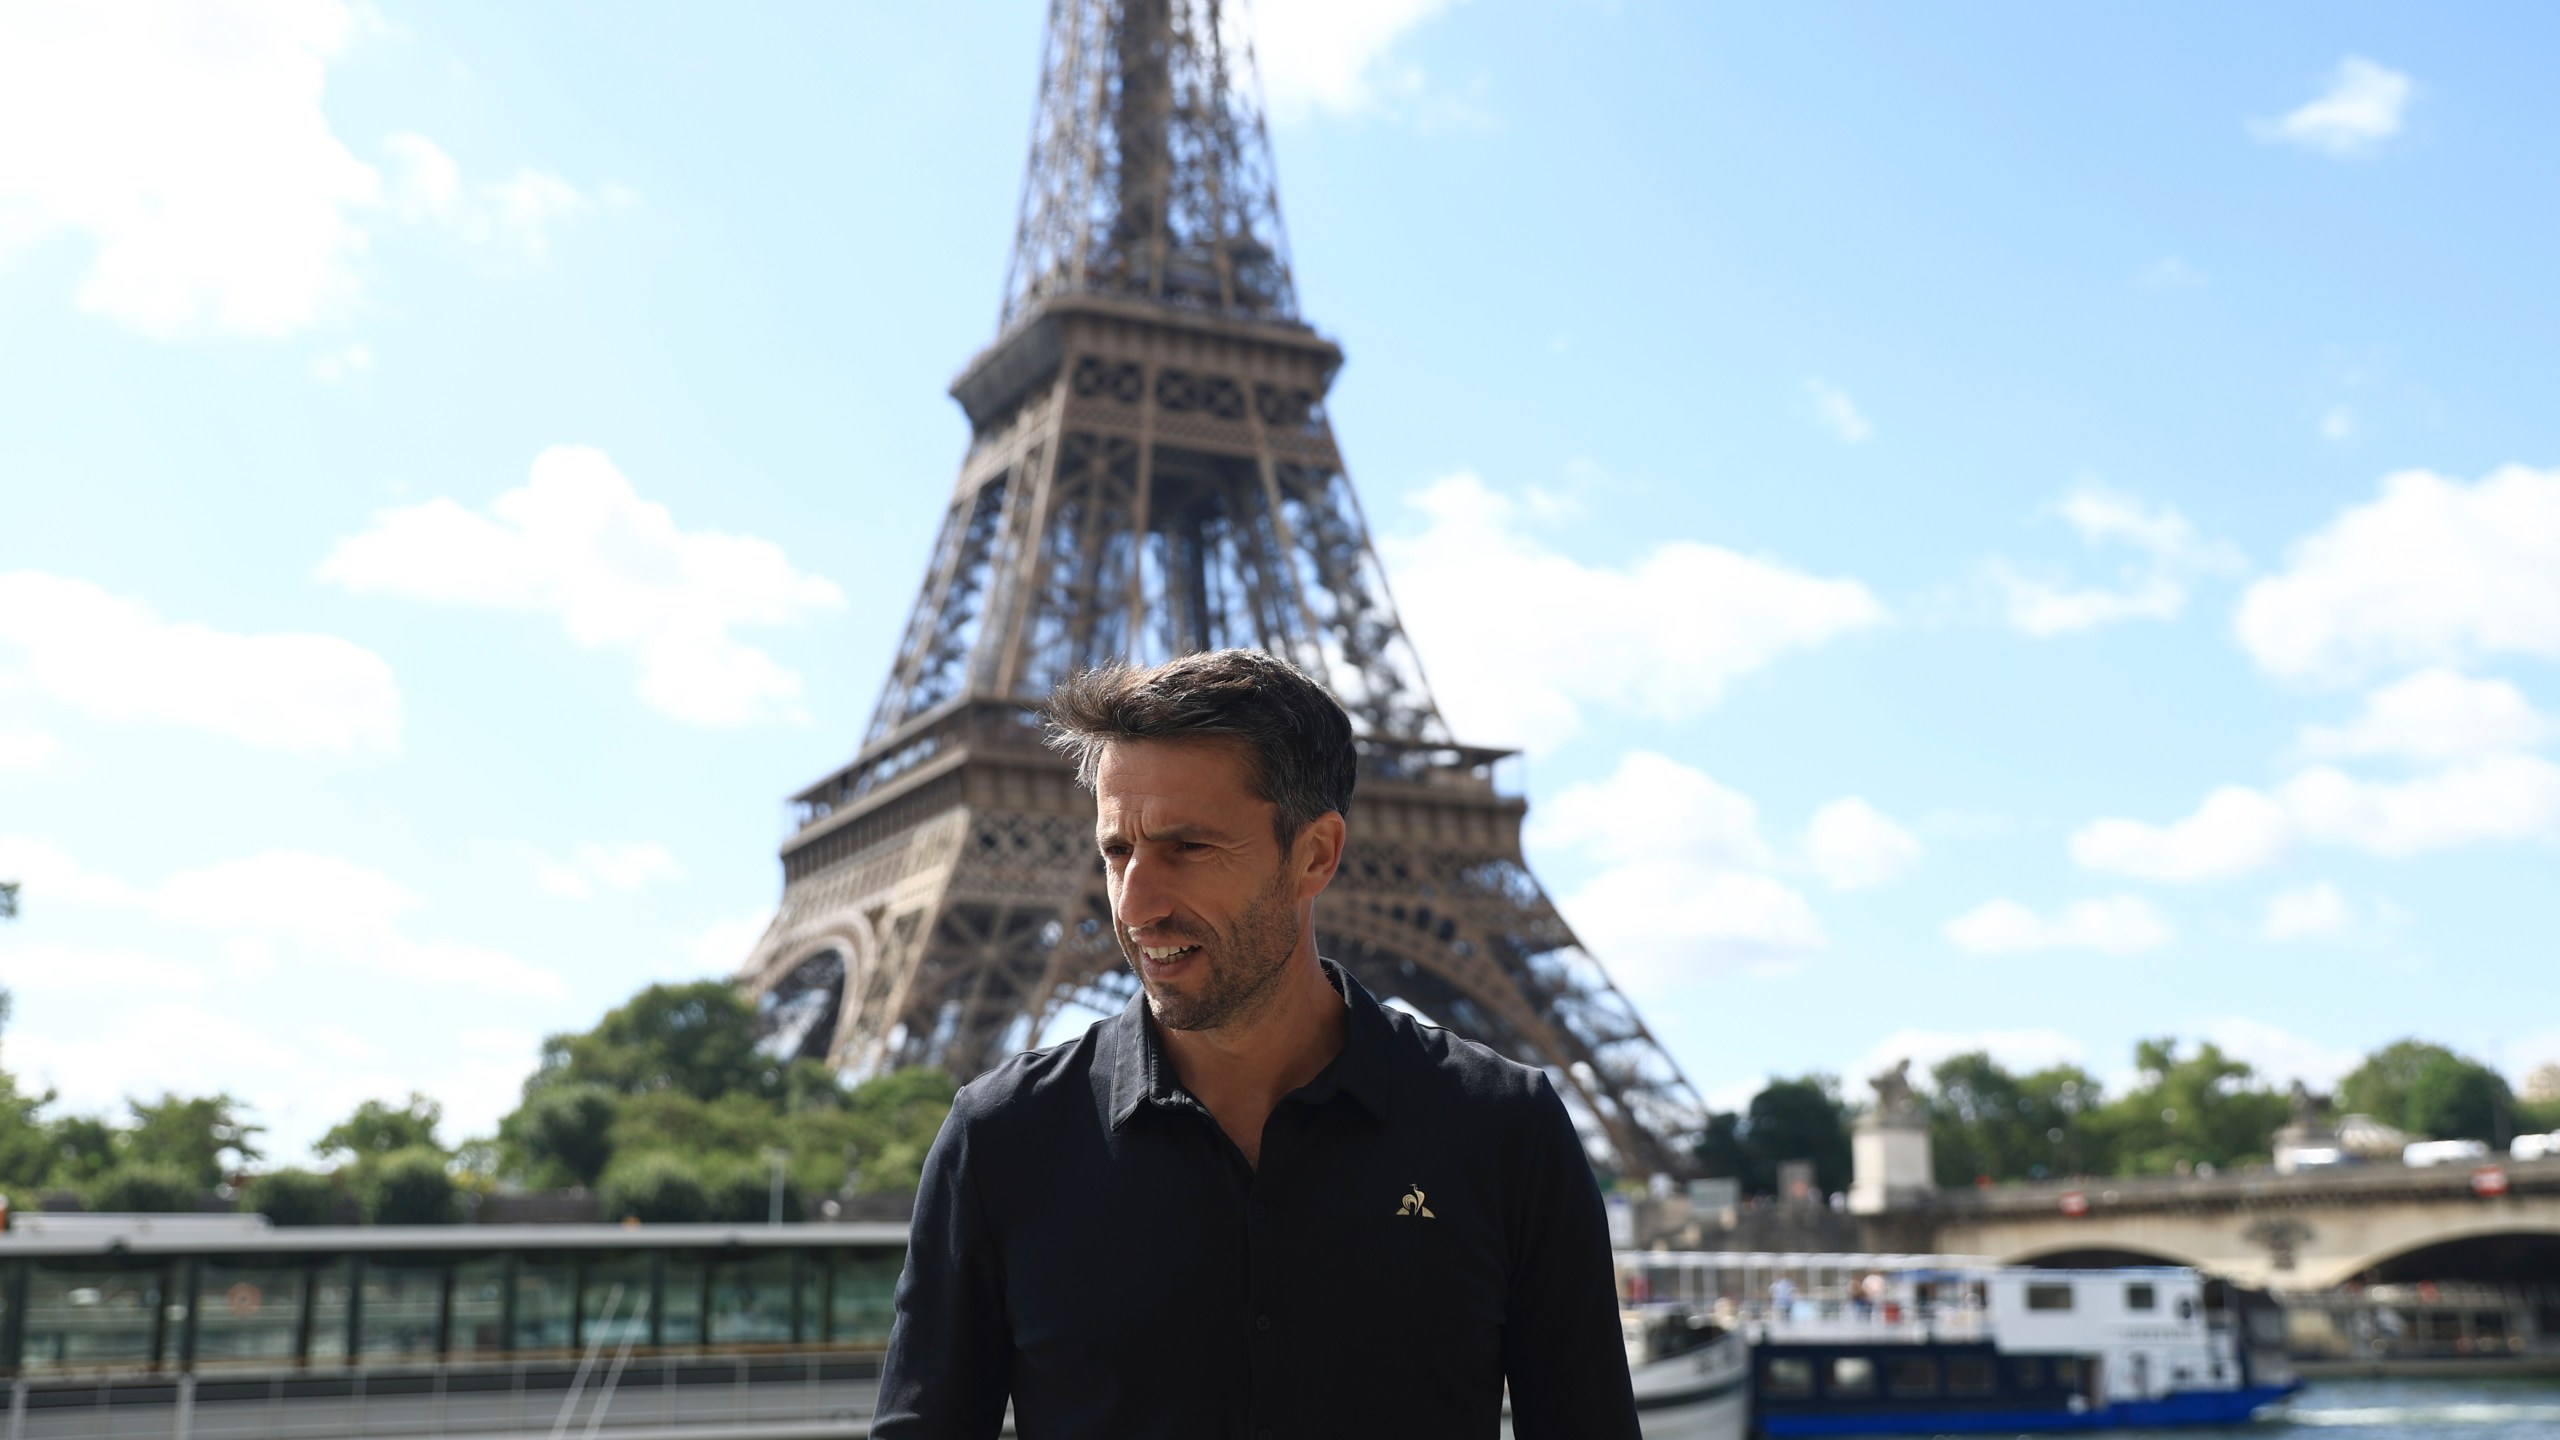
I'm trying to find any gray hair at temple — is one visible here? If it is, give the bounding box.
[1042,650,1358,846]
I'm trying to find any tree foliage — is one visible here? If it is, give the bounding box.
[1690,1075,1851,1197]
[1925,1052,2107,1185]
[2339,1039,2516,1143]
[495,981,957,1211]
[242,1168,342,1226]
[318,1094,444,1162]
[89,1163,201,1213]
[360,1148,459,1225]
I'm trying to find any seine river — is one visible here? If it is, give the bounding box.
[2113,1376,2560,1439]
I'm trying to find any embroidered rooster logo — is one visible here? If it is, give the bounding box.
[1396,1183,1435,1219]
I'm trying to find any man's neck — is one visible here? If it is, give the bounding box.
[1158,946,1348,1168]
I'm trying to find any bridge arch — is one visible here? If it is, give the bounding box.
[2345,1224,2560,1284]
[2004,1243,2203,1272]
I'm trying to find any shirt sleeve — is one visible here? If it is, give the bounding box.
[870,1094,1011,1440]
[1500,1074,1640,1440]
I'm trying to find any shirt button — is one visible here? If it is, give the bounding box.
[1255,1313,1272,1333]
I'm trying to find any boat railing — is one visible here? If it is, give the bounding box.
[1629,1297,1992,1344]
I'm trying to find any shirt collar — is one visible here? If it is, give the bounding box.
[1101,957,1396,1129]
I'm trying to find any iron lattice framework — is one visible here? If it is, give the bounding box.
[740,0,1703,1176]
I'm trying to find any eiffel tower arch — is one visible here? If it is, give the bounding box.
[742,0,1704,1176]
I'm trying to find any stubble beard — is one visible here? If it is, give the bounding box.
[1125,862,1303,1034]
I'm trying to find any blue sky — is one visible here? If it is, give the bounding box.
[3,1,2557,1160]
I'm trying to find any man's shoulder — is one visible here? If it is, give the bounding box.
[1372,1000,1557,1115]
[942,1017,1115,1136]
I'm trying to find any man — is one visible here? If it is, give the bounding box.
[872,649,1639,1439]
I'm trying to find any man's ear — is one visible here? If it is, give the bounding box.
[1291,811,1346,901]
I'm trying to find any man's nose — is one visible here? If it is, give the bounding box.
[1113,848,1174,932]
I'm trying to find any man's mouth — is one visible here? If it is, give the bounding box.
[1138,943,1201,964]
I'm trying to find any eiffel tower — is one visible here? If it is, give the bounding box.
[741,0,1702,1176]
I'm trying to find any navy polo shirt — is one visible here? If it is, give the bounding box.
[870,960,1640,1439]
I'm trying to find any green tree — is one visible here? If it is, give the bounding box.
[0,880,18,919]
[242,1169,342,1226]
[124,1093,262,1188]
[534,982,776,1103]
[89,1163,201,1213]
[360,1148,459,1225]
[46,1114,118,1188]
[599,1153,710,1223]
[1744,1077,1853,1197]
[1926,1053,2111,1185]
[318,1094,445,1162]
[497,1082,618,1187]
[2339,1040,2516,1144]
[2093,1039,2287,1175]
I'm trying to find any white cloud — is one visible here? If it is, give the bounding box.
[2134,256,2209,291]
[0,730,60,771]
[0,0,377,336]
[1802,378,1874,444]
[1942,895,2175,956]
[318,445,844,727]
[681,911,774,981]
[2073,752,2560,881]
[1533,752,1827,993]
[1379,472,1887,751]
[1801,798,1922,891]
[2070,785,2290,883]
[1849,1027,2093,1098]
[0,835,561,997]
[2188,1015,2364,1090]
[2298,667,2555,763]
[384,131,598,266]
[529,841,683,901]
[1245,0,1465,124]
[0,572,401,754]
[2252,56,2415,158]
[2262,881,2352,941]
[2237,466,2560,684]
[0,2,606,340]
[309,341,372,383]
[1994,484,2244,637]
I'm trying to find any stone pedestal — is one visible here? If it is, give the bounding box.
[1849,1059,1934,1216]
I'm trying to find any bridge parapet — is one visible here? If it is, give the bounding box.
[1904,1157,2560,1289]
[1924,1155,2560,1220]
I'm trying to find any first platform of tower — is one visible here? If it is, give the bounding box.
[870,650,1639,1439]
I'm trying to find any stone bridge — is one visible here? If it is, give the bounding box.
[1884,1156,2560,1288]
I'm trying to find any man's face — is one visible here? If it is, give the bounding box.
[1093,737,1322,1032]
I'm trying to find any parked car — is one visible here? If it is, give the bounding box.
[2512,1132,2560,1162]
[2403,1138,2492,1168]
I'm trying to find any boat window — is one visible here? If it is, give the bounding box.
[514,1253,578,1355]
[2010,1357,2047,1390]
[1886,1356,1938,1396]
[194,1259,306,1368]
[828,1249,899,1342]
[2125,1282,2156,1311]
[360,1259,446,1360]
[1764,1356,1814,1398]
[2053,1356,2085,1389]
[663,1256,708,1347]
[2025,1283,2074,1312]
[707,1250,798,1345]
[581,1254,654,1348]
[1947,1357,1998,1396]
[1827,1356,1875,1398]
[22,1260,168,1372]
[448,1255,509,1360]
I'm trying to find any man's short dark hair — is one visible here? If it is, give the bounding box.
[1043,649,1357,844]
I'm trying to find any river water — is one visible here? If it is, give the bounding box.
[2111,1376,2560,1439]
